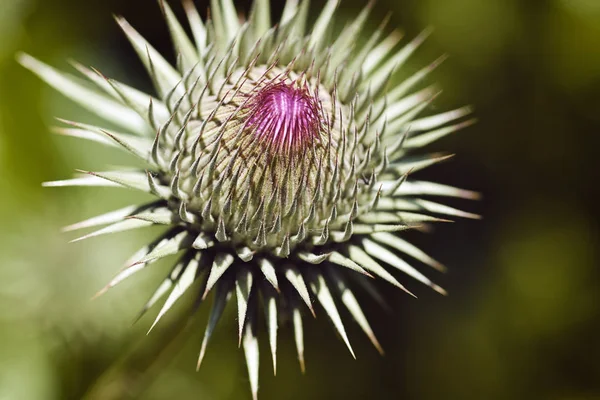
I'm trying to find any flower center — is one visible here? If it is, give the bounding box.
[246,81,323,154]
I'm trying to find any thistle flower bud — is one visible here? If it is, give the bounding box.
[20,0,479,398]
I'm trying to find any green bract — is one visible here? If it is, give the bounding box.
[20,0,479,398]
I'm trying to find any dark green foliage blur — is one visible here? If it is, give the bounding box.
[1,0,599,398]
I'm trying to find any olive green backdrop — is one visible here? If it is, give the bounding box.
[1,0,599,399]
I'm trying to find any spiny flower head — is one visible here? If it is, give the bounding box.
[19,0,479,398]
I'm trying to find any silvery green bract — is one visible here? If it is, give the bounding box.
[20,0,479,398]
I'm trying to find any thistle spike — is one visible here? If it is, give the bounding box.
[131,231,194,266]
[115,16,182,97]
[70,218,154,243]
[347,245,415,296]
[308,272,355,358]
[203,253,234,299]
[18,54,148,135]
[329,267,384,354]
[183,0,207,53]
[135,260,184,322]
[292,301,306,373]
[160,0,199,73]
[197,279,232,370]
[263,287,279,375]
[236,268,254,345]
[258,258,279,291]
[328,251,373,278]
[283,266,315,317]
[61,204,143,232]
[242,305,260,400]
[362,30,403,75]
[372,232,446,272]
[148,252,201,333]
[363,238,446,295]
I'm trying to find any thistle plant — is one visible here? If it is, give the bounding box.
[20,0,479,398]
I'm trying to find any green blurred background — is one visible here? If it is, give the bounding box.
[1,0,599,399]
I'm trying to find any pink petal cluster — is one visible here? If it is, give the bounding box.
[246,81,323,154]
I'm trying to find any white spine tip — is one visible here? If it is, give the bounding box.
[432,284,448,296]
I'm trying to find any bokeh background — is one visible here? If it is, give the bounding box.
[1,0,599,399]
